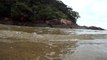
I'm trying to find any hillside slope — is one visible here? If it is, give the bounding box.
[0,0,80,26]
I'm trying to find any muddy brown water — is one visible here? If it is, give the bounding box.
[0,24,107,60]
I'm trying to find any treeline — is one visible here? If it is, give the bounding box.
[0,0,80,24]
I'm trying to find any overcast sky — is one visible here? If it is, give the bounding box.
[61,0,107,29]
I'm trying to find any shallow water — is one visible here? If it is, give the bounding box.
[0,24,107,60]
[63,40,107,60]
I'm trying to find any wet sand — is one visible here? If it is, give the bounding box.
[0,40,77,60]
[0,24,107,60]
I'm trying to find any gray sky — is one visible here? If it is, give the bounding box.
[61,0,107,29]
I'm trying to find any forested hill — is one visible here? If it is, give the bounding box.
[0,0,80,26]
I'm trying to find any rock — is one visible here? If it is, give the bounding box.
[87,26,105,30]
[45,19,76,28]
[76,25,105,30]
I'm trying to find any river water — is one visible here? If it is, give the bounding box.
[0,24,107,60]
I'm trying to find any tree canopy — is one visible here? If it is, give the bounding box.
[0,0,80,23]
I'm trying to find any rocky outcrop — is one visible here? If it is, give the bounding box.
[0,17,105,30]
[0,17,77,28]
[76,25,105,30]
[87,26,104,30]
[45,19,77,28]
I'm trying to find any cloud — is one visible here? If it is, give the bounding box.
[61,0,107,29]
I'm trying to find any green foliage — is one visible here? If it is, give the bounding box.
[0,0,80,23]
[11,2,33,17]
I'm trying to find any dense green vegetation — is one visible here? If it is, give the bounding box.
[0,0,80,24]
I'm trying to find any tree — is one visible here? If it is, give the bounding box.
[0,0,80,24]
